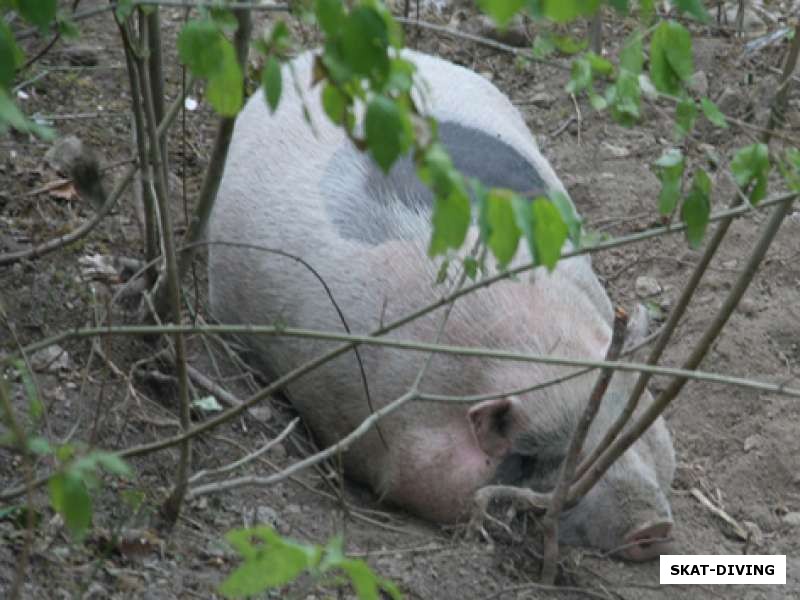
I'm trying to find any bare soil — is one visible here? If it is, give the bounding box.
[1,1,799,599]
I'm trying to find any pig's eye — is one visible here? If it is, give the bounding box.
[492,452,538,486]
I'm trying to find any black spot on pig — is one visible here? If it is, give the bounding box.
[323,122,547,244]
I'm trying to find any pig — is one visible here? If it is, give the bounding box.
[208,49,676,561]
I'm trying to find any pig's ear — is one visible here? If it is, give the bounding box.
[468,397,513,458]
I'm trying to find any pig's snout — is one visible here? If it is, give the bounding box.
[619,519,674,562]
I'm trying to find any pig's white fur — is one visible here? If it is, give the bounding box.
[208,49,675,557]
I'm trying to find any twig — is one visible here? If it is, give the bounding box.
[540,308,628,584]
[396,16,571,72]
[570,192,797,504]
[573,17,800,488]
[4,323,800,397]
[14,1,288,40]
[0,63,193,268]
[0,166,136,266]
[186,390,419,499]
[188,417,299,485]
[134,13,192,525]
[165,3,253,303]
[690,487,749,541]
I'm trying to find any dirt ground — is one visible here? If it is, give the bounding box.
[1,1,799,599]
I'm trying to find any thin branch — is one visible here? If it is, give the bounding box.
[134,13,192,525]
[569,192,797,504]
[396,16,571,72]
[188,417,299,485]
[158,3,253,313]
[186,390,418,499]
[0,66,194,268]
[14,1,288,41]
[540,308,628,584]
[0,166,136,266]
[4,324,800,398]
[574,18,800,486]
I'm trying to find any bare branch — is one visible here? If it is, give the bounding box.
[540,308,628,584]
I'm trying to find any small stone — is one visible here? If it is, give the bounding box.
[602,142,630,158]
[782,512,800,527]
[478,71,494,81]
[268,442,287,461]
[248,406,272,422]
[529,92,556,108]
[688,71,709,97]
[254,505,280,528]
[743,434,762,452]
[716,86,745,116]
[737,298,757,318]
[722,259,738,269]
[30,345,70,372]
[635,276,662,298]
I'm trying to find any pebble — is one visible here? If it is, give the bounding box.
[635,276,662,298]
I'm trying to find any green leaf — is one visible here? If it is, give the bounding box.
[566,57,591,95]
[674,96,697,139]
[481,189,521,267]
[49,472,92,539]
[321,83,347,124]
[532,198,568,270]
[531,34,556,59]
[731,143,770,205]
[365,95,410,173]
[549,190,582,244]
[315,0,344,36]
[340,7,389,80]
[262,56,282,113]
[27,436,52,455]
[55,17,80,39]
[463,257,478,279]
[512,197,567,270]
[586,52,613,76]
[177,19,243,116]
[93,452,132,477]
[477,0,526,28]
[607,0,629,13]
[210,8,239,34]
[609,69,641,125]
[220,527,322,597]
[0,21,22,88]
[114,0,135,21]
[681,169,711,248]
[206,57,243,116]
[540,0,601,22]
[340,559,380,600]
[649,20,694,95]
[589,90,608,110]
[700,97,727,128]
[674,0,709,21]
[618,32,643,75]
[429,188,471,256]
[178,20,225,77]
[17,0,57,30]
[550,34,587,55]
[654,148,685,214]
[386,57,416,94]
